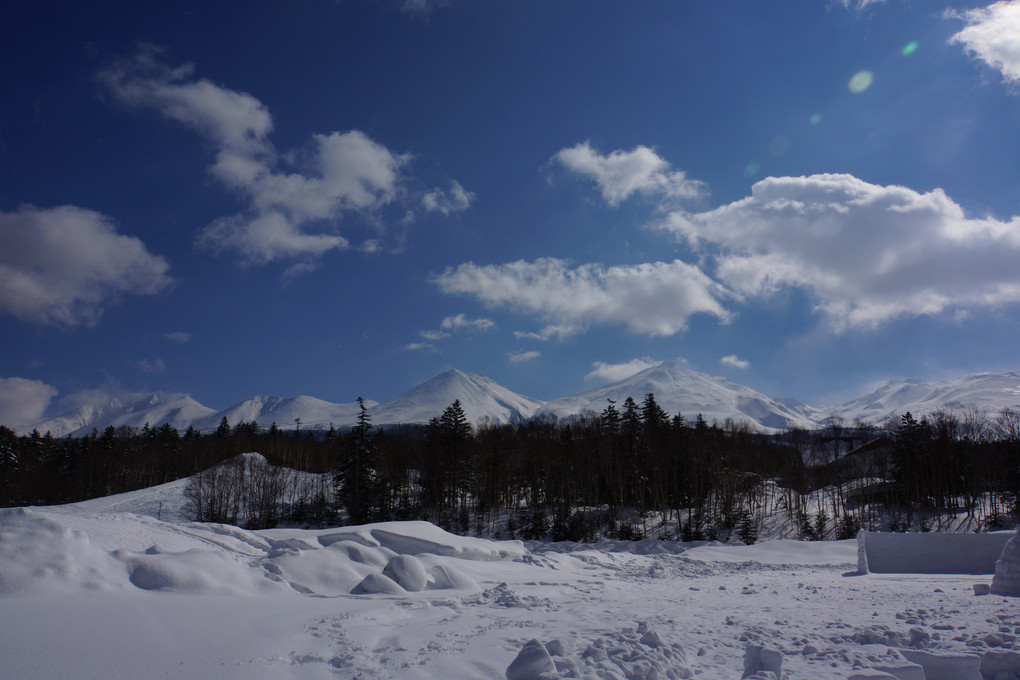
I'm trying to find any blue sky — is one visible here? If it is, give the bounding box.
[2,0,1020,429]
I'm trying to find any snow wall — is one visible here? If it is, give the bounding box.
[857,531,1014,574]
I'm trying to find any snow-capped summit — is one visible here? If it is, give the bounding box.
[32,391,217,438]
[369,369,545,426]
[539,362,820,432]
[830,371,1020,425]
[191,395,378,432]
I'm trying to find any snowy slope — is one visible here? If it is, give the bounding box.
[539,362,821,431]
[369,369,545,426]
[31,391,218,438]
[831,371,1020,425]
[192,394,378,432]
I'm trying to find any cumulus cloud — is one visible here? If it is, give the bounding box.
[508,350,541,363]
[0,377,57,432]
[513,323,585,342]
[0,205,173,326]
[720,354,751,370]
[949,1,1020,87]
[441,313,495,332]
[433,257,732,336]
[422,181,474,215]
[585,358,660,383]
[663,173,1020,329]
[100,46,465,265]
[552,142,705,206]
[165,331,192,344]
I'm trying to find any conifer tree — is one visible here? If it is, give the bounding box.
[336,397,378,525]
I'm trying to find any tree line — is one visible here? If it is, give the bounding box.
[3,396,1020,541]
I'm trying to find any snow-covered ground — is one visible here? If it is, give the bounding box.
[3,478,1020,679]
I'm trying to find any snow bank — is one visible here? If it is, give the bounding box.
[857,531,1014,574]
[504,623,693,680]
[0,508,517,598]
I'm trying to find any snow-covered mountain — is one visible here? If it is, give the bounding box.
[191,395,378,433]
[539,362,822,432]
[829,371,1020,425]
[369,369,544,426]
[32,392,218,438]
[20,368,1020,437]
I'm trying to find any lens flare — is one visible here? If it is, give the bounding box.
[743,161,761,177]
[809,113,822,125]
[848,70,874,93]
[902,41,918,56]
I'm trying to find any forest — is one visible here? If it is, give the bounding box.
[3,394,1020,543]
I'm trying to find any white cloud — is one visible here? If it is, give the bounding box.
[0,205,173,326]
[166,331,192,344]
[663,173,1020,329]
[422,181,474,215]
[0,377,57,431]
[508,350,541,363]
[585,358,660,383]
[949,1,1020,87]
[101,47,462,266]
[441,313,495,332]
[720,354,751,370]
[513,323,585,341]
[419,329,450,341]
[552,141,705,206]
[433,257,732,336]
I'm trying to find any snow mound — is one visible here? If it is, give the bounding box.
[0,507,516,599]
[504,623,693,680]
[991,532,1020,596]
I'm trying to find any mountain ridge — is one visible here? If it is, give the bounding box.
[19,366,1020,437]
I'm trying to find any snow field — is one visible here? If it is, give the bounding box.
[4,486,1020,679]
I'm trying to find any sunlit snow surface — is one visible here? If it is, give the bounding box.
[2,480,1020,679]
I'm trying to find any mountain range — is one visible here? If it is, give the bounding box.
[22,365,1020,438]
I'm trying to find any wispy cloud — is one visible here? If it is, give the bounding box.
[662,173,1020,330]
[508,350,540,364]
[513,323,585,342]
[434,258,732,336]
[405,342,438,352]
[720,354,751,370]
[441,313,495,332]
[585,357,659,383]
[949,1,1020,88]
[832,0,886,10]
[552,141,705,207]
[99,45,468,266]
[419,329,450,341]
[137,358,167,374]
[165,331,192,344]
[422,181,474,215]
[0,377,57,431]
[0,205,173,326]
